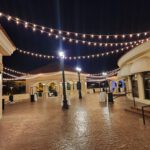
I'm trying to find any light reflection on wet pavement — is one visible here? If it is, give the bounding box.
[0,94,150,150]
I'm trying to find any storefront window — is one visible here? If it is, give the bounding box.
[143,72,150,100]
[131,75,139,97]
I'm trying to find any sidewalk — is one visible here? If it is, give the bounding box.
[0,94,150,150]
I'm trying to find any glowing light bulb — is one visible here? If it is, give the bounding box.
[75,33,78,37]
[69,38,72,42]
[75,40,79,43]
[106,35,109,39]
[114,35,118,39]
[94,43,97,46]
[122,35,125,38]
[99,35,102,39]
[67,32,70,36]
[58,30,62,34]
[88,42,91,45]
[82,34,86,38]
[25,22,28,28]
[144,32,147,36]
[62,37,66,40]
[7,16,11,21]
[91,34,94,38]
[50,29,54,32]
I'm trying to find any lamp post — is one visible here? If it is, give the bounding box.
[58,51,69,109]
[102,72,108,92]
[76,67,82,99]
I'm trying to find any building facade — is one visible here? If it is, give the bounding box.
[118,41,150,104]
[26,71,87,98]
[0,25,16,118]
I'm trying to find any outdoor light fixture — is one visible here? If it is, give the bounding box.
[102,72,107,76]
[58,51,65,58]
[58,50,69,109]
[76,66,82,99]
[76,67,82,72]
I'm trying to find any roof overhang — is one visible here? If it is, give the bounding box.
[0,25,16,56]
[118,41,150,67]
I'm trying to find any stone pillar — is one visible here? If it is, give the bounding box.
[137,73,144,100]
[127,76,132,99]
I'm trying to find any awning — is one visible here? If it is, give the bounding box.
[130,57,150,74]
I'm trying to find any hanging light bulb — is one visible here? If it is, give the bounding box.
[48,33,51,36]
[88,42,91,45]
[91,34,94,38]
[7,16,12,21]
[122,35,125,38]
[137,33,140,37]
[75,33,78,37]
[55,35,58,39]
[94,43,97,46]
[42,26,45,30]
[82,34,86,38]
[62,37,66,40]
[144,32,147,36]
[98,35,102,39]
[67,32,70,36]
[0,12,2,17]
[69,38,72,42]
[106,35,109,39]
[129,34,133,38]
[25,22,28,28]
[82,41,85,44]
[50,28,54,32]
[16,18,20,24]
[114,35,118,39]
[58,30,62,34]
[75,40,79,43]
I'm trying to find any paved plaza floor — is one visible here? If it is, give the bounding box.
[0,94,150,150]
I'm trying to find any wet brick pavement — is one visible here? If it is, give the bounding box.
[0,94,150,150]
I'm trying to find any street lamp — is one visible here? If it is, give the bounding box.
[102,72,108,92]
[58,51,69,109]
[76,67,82,99]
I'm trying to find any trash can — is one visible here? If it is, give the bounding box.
[2,99,5,111]
[30,94,35,102]
[108,92,113,102]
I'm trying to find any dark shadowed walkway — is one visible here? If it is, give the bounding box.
[0,94,150,150]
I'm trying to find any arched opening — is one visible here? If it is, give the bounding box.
[48,82,58,97]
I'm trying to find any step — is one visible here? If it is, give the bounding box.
[130,106,150,114]
[125,107,150,117]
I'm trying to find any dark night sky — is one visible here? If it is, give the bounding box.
[0,0,150,73]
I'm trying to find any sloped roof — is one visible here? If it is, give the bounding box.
[29,62,76,74]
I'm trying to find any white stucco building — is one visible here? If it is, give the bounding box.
[0,25,16,118]
[118,41,150,104]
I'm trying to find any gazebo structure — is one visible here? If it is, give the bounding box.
[25,63,87,98]
[0,25,16,118]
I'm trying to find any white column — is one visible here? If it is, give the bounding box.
[127,76,132,99]
[137,73,144,100]
[0,73,2,119]
[0,55,3,119]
